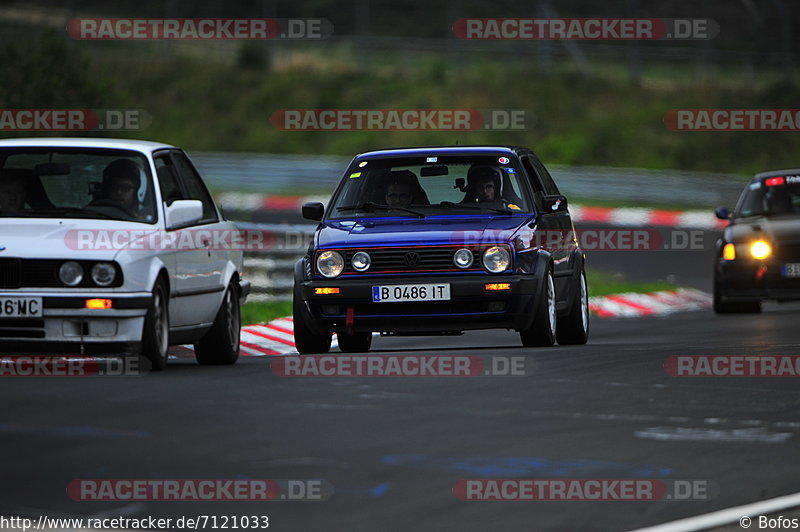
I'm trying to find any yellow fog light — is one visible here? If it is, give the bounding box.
[315,287,340,295]
[750,241,772,260]
[85,298,113,309]
[722,243,736,261]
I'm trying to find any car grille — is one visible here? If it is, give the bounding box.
[0,259,121,289]
[326,245,511,275]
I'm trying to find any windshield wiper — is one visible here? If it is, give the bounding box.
[337,202,425,218]
[439,201,513,215]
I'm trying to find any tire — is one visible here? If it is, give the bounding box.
[557,268,589,345]
[142,278,170,371]
[713,279,762,314]
[520,268,557,347]
[293,295,331,354]
[337,332,372,353]
[194,282,241,365]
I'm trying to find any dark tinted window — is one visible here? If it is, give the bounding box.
[532,158,560,195]
[154,156,183,206]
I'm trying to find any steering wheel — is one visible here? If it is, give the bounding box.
[88,199,138,218]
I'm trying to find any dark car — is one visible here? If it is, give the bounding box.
[713,170,800,313]
[292,146,589,353]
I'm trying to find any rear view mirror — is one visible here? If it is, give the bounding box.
[715,207,732,220]
[34,162,70,175]
[421,165,448,177]
[302,202,324,221]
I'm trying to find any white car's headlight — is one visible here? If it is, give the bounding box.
[59,261,84,286]
[317,250,344,278]
[91,262,117,287]
[453,248,474,269]
[482,246,511,273]
[351,251,371,272]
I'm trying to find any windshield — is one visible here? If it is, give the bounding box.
[735,178,800,217]
[326,155,531,220]
[0,148,157,223]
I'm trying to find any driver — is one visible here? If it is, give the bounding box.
[464,165,501,203]
[0,170,27,213]
[96,159,142,216]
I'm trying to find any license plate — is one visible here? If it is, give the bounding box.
[0,297,43,317]
[782,263,800,278]
[372,284,451,303]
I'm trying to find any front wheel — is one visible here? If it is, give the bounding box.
[293,295,331,354]
[142,278,170,371]
[195,282,241,365]
[520,269,557,347]
[557,269,589,345]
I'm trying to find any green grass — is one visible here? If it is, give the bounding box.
[587,270,676,298]
[240,300,292,326]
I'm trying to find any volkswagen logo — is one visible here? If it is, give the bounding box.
[403,251,421,268]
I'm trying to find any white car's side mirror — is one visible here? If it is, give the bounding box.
[166,200,203,229]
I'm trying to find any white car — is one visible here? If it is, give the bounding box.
[0,138,250,369]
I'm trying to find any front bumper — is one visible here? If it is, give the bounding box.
[716,260,800,302]
[0,291,152,355]
[298,274,541,334]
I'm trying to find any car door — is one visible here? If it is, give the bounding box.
[521,154,572,276]
[156,150,225,327]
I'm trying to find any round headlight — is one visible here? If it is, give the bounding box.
[453,248,474,269]
[482,246,511,273]
[91,262,117,287]
[352,251,371,272]
[750,240,772,260]
[317,250,344,278]
[59,261,84,286]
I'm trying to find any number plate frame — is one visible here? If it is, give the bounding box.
[0,297,43,317]
[372,284,451,303]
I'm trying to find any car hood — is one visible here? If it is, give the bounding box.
[317,215,533,248]
[0,218,158,259]
[728,215,800,243]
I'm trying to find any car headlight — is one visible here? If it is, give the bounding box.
[317,250,344,278]
[482,246,511,273]
[750,240,772,260]
[91,262,117,287]
[453,248,474,269]
[351,251,371,272]
[59,261,84,286]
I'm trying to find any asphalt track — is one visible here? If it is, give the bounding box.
[2,228,800,532]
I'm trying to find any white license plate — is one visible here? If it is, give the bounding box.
[372,284,451,303]
[0,297,43,317]
[783,263,800,278]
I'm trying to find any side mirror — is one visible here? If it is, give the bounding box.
[166,199,203,229]
[542,195,568,213]
[302,202,325,221]
[715,207,732,220]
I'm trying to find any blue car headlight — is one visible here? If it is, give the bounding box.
[482,246,511,273]
[317,250,344,278]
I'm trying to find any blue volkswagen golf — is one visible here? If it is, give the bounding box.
[293,146,588,353]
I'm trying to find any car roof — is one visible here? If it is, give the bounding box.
[0,137,176,153]
[356,145,530,159]
[754,169,800,180]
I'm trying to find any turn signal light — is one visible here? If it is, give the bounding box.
[485,283,511,291]
[315,287,340,295]
[750,241,772,260]
[722,243,736,261]
[85,298,113,309]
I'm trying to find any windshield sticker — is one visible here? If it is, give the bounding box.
[426,157,437,163]
[749,182,761,190]
[358,161,368,167]
[506,168,516,173]
[508,203,521,210]
[349,172,362,178]
[498,157,510,164]
[786,175,800,184]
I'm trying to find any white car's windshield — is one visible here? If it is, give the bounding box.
[0,148,156,223]
[327,155,531,219]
